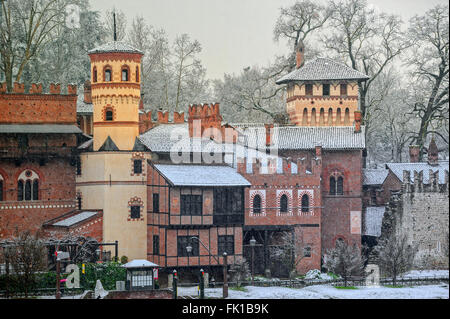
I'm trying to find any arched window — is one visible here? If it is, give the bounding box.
[105,110,113,121]
[104,68,112,82]
[136,66,140,82]
[253,195,261,214]
[17,170,39,201]
[330,176,336,195]
[280,194,288,213]
[18,180,24,201]
[121,66,129,81]
[32,180,39,200]
[301,194,309,212]
[93,67,98,83]
[337,176,344,195]
[335,237,345,247]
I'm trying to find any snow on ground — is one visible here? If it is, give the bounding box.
[399,270,449,279]
[178,283,449,299]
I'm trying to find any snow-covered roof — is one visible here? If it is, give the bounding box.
[122,259,159,268]
[276,57,370,84]
[386,161,449,184]
[232,125,366,150]
[88,41,143,55]
[363,169,388,186]
[364,206,385,237]
[77,93,93,114]
[0,124,82,134]
[52,211,98,227]
[154,164,251,187]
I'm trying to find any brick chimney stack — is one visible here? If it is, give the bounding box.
[296,40,305,69]
[264,124,274,146]
[409,145,420,163]
[84,80,92,104]
[427,137,439,166]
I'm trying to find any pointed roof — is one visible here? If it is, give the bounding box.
[276,57,370,84]
[132,137,148,151]
[98,136,119,151]
[88,41,143,55]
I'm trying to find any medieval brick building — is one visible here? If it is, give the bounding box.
[1,36,371,280]
[0,82,83,238]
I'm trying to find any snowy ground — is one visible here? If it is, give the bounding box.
[177,283,449,299]
[399,270,449,278]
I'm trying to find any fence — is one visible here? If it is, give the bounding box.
[189,275,449,289]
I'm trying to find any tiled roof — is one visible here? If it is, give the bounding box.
[154,164,251,187]
[0,124,82,134]
[88,41,143,55]
[77,93,93,114]
[364,206,385,237]
[233,125,366,150]
[52,211,98,227]
[386,161,449,184]
[363,169,388,186]
[138,124,225,153]
[276,58,370,84]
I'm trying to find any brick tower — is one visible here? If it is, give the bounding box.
[276,45,369,127]
[77,41,149,260]
[88,42,143,150]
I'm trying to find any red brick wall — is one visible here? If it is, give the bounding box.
[0,89,77,124]
[0,159,77,238]
[280,149,363,251]
[43,211,103,242]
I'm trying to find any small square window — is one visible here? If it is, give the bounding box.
[130,205,141,219]
[304,246,311,257]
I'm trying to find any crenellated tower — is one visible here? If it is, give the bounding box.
[88,42,143,150]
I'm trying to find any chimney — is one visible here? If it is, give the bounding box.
[354,111,362,133]
[409,145,420,163]
[427,137,439,166]
[296,40,305,69]
[84,80,92,104]
[264,124,274,146]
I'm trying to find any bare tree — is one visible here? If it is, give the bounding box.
[229,256,250,287]
[2,230,47,297]
[323,0,409,131]
[269,229,313,278]
[103,8,127,42]
[324,240,366,286]
[374,233,417,286]
[0,0,65,92]
[274,0,331,69]
[405,5,449,160]
[172,34,203,111]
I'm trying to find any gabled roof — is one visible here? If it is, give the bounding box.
[363,169,389,186]
[98,136,119,151]
[153,164,251,187]
[132,137,148,151]
[276,57,370,84]
[385,161,449,184]
[88,41,143,55]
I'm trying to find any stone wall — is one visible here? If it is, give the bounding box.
[380,170,449,269]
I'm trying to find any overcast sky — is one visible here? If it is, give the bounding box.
[90,0,448,80]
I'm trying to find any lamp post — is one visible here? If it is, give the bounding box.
[250,236,257,286]
[186,236,228,299]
